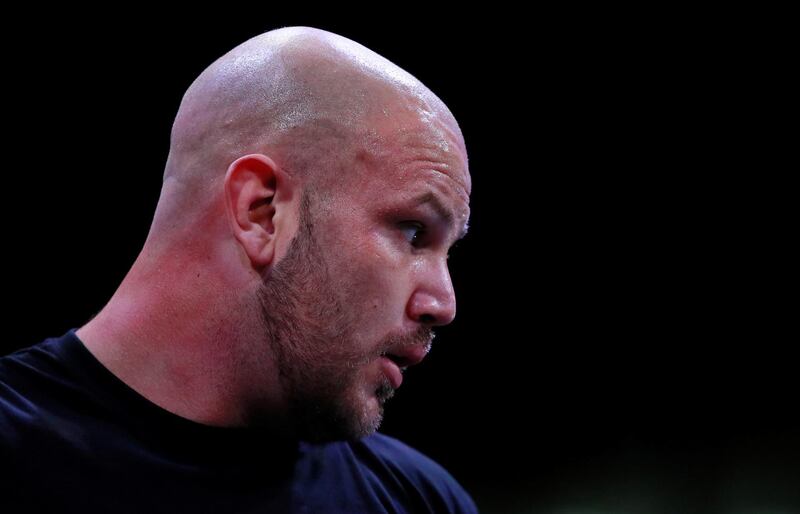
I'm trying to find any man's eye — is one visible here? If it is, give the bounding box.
[400,222,426,247]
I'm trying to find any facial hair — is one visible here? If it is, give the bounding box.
[256,191,432,442]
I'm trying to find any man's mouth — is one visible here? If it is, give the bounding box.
[379,354,404,389]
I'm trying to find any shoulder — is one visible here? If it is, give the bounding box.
[1,332,78,410]
[1,338,62,413]
[0,330,91,446]
[347,432,479,513]
[0,330,76,382]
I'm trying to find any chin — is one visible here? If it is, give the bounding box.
[337,388,392,441]
[296,410,383,444]
[288,382,391,443]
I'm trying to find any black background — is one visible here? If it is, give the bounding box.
[2,9,796,514]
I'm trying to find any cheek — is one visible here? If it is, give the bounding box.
[317,212,412,327]
[342,243,409,329]
[350,257,392,314]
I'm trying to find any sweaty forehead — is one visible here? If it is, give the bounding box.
[358,102,472,198]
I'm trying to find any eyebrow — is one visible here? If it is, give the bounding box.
[411,192,470,241]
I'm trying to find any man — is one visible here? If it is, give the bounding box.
[0,26,475,513]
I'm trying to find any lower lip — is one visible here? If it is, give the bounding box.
[380,356,403,389]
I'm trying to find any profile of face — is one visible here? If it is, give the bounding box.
[257,190,428,442]
[256,120,471,443]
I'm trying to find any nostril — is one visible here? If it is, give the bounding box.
[418,314,436,325]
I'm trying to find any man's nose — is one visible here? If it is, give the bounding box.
[406,262,457,326]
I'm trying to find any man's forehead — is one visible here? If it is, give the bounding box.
[365,120,470,192]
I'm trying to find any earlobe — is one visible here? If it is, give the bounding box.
[224,153,293,270]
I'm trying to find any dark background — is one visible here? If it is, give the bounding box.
[3,9,796,514]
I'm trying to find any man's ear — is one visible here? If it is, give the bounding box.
[224,153,297,270]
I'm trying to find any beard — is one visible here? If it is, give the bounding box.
[256,191,431,442]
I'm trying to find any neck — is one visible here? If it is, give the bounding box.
[76,241,286,430]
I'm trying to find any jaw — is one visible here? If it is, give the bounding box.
[284,363,393,442]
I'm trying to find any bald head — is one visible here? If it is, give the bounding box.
[161,27,463,204]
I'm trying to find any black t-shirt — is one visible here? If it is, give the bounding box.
[0,328,477,513]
